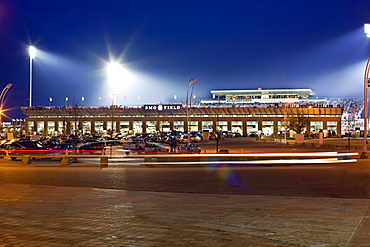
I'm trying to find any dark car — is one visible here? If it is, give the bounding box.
[78,141,106,154]
[47,143,78,156]
[177,143,202,154]
[5,140,48,160]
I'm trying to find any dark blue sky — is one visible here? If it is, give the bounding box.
[1,0,370,119]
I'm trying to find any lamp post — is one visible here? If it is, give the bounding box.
[0,83,12,133]
[110,93,116,137]
[107,62,122,135]
[362,58,370,158]
[186,78,197,143]
[362,23,370,159]
[28,46,36,108]
[0,83,12,108]
[284,104,288,144]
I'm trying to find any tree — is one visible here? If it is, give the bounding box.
[286,108,310,135]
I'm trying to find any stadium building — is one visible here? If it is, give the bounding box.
[21,88,343,138]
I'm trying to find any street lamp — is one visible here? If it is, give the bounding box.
[0,83,12,108]
[362,58,370,158]
[362,23,370,159]
[0,83,12,126]
[186,78,197,143]
[28,46,36,108]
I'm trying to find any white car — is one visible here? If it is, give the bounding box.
[145,142,170,153]
[180,134,201,143]
[178,143,201,154]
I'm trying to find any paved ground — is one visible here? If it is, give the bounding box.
[1,138,370,246]
[0,183,370,246]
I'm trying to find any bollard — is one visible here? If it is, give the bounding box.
[22,156,32,164]
[347,137,351,152]
[100,156,108,168]
[61,156,71,165]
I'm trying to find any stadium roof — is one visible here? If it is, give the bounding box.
[210,89,316,97]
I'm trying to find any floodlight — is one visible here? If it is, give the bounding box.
[365,23,370,38]
[28,46,36,107]
[29,46,36,59]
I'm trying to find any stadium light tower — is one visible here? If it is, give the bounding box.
[29,46,36,107]
[362,23,370,158]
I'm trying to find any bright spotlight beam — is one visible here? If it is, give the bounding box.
[365,23,370,38]
[29,46,36,59]
[107,62,123,82]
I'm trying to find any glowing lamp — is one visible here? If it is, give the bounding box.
[365,23,370,38]
[28,45,36,107]
[29,46,36,59]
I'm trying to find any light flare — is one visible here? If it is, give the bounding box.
[208,164,246,191]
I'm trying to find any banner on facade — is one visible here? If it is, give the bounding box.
[143,105,182,111]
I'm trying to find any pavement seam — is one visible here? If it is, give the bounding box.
[346,203,370,246]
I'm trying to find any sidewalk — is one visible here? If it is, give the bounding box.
[0,184,369,246]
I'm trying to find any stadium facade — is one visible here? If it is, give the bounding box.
[20,88,344,138]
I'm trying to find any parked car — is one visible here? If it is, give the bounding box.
[179,134,201,143]
[5,140,48,160]
[122,139,147,150]
[144,142,170,153]
[120,137,132,144]
[78,141,106,154]
[190,134,202,142]
[47,143,77,156]
[233,132,242,137]
[246,131,258,137]
[178,143,201,154]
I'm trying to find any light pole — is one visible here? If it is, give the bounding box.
[0,83,12,108]
[362,23,370,159]
[284,104,288,143]
[186,78,196,143]
[362,58,370,158]
[111,93,116,106]
[110,93,116,137]
[28,46,36,108]
[0,83,12,133]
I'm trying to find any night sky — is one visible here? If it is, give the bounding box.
[1,0,370,119]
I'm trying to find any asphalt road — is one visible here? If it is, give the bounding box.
[1,161,369,199]
[0,137,369,199]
